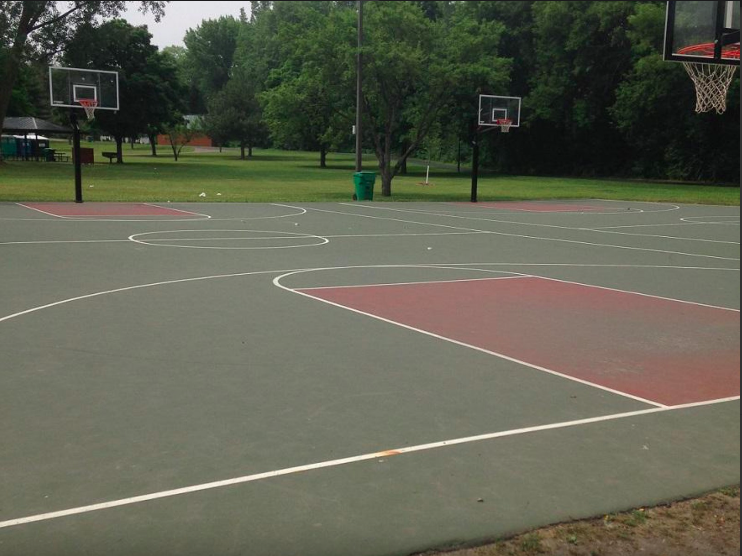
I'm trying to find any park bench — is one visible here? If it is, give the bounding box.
[102,151,117,164]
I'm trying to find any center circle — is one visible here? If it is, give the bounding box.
[128,229,329,250]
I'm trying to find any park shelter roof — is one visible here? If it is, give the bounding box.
[2,117,71,135]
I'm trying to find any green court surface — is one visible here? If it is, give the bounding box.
[0,199,739,556]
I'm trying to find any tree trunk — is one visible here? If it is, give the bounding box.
[169,136,179,161]
[0,5,36,162]
[399,143,407,174]
[380,165,393,196]
[457,138,461,173]
[240,143,246,160]
[149,134,158,156]
[130,137,135,149]
[115,135,124,163]
[320,145,327,168]
[248,144,253,158]
[381,131,393,196]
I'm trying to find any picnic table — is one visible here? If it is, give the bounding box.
[102,151,117,164]
[42,149,70,162]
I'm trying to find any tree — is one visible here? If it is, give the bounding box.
[258,2,351,168]
[144,48,187,156]
[0,1,166,160]
[165,114,198,161]
[355,2,509,195]
[64,19,186,163]
[524,1,637,176]
[239,1,509,195]
[204,76,264,160]
[1,55,47,118]
[183,16,241,101]
[163,45,205,114]
[610,2,740,182]
[261,71,348,167]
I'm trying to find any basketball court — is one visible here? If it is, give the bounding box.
[0,2,738,554]
[0,199,738,555]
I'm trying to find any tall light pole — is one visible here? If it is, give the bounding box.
[355,0,363,172]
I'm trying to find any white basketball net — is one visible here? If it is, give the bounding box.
[78,99,98,120]
[496,118,512,133]
[682,62,738,114]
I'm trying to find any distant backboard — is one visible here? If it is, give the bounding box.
[664,1,740,65]
[478,95,521,128]
[49,66,120,111]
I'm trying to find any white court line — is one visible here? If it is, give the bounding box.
[1,263,737,327]
[15,202,212,222]
[128,229,329,250]
[297,275,525,291]
[325,231,488,238]
[422,265,741,308]
[458,205,632,214]
[594,222,715,230]
[432,262,739,271]
[592,199,682,213]
[143,236,325,242]
[681,216,740,226]
[275,268,668,408]
[15,203,64,219]
[0,264,509,325]
[531,274,740,313]
[4,204,307,223]
[0,269,291,325]
[1,396,736,530]
[0,239,131,245]
[0,231,484,247]
[50,214,204,219]
[590,229,738,245]
[682,216,740,221]
[301,205,739,262]
[144,203,211,219]
[442,199,682,215]
[340,203,740,246]
[271,203,308,217]
[596,221,739,230]
[1,262,736,326]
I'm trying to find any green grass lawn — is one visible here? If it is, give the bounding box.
[1,140,739,205]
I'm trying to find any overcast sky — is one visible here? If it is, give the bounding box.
[121,1,249,49]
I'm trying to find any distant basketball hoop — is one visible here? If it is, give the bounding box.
[49,66,119,203]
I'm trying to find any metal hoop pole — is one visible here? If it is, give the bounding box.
[70,109,83,203]
[471,123,479,203]
[355,0,363,172]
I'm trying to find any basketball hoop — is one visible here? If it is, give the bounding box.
[495,118,513,133]
[78,98,98,120]
[677,43,739,114]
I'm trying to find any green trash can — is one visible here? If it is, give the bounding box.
[353,171,376,201]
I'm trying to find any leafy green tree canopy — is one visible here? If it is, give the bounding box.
[0,1,166,159]
[183,15,241,100]
[64,18,186,162]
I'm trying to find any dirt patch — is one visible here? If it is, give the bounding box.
[426,486,739,556]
